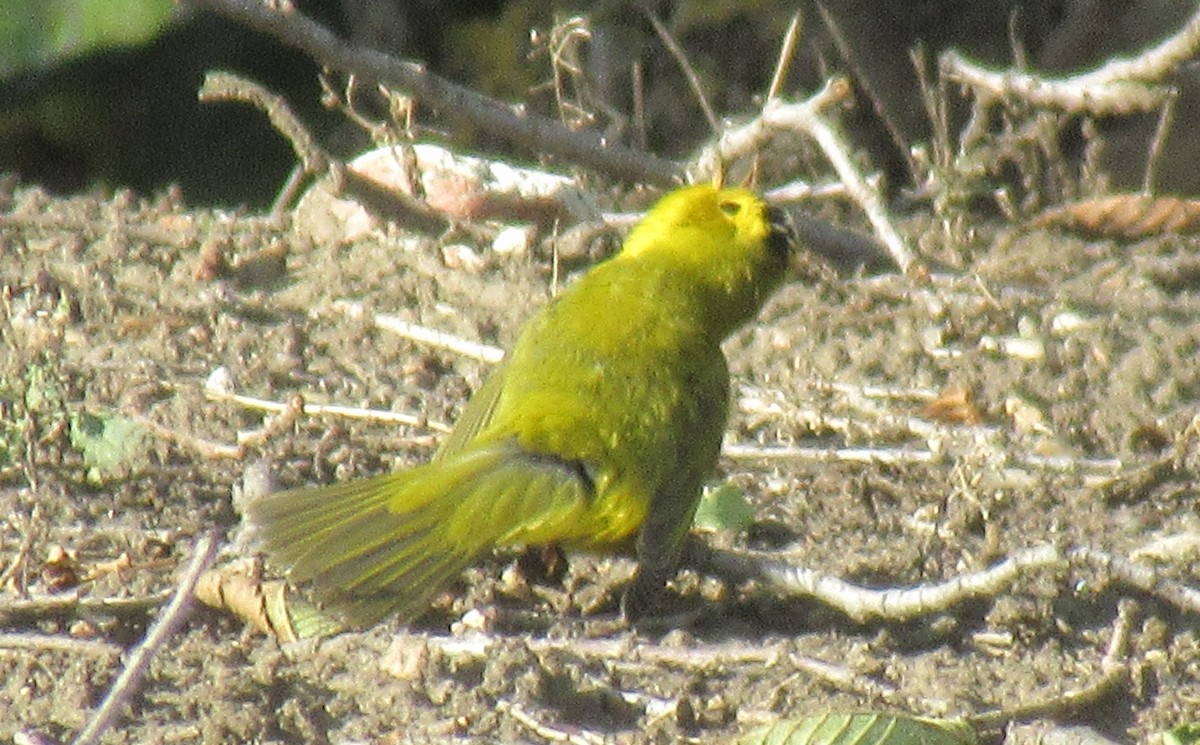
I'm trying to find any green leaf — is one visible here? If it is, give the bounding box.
[693,482,756,532]
[738,712,977,745]
[0,377,21,468]
[69,410,150,484]
[1164,723,1200,745]
[0,0,177,77]
[24,363,65,414]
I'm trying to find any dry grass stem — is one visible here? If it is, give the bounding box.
[766,12,803,103]
[0,632,122,658]
[331,299,505,364]
[497,700,606,745]
[132,414,245,460]
[204,386,452,434]
[643,10,719,134]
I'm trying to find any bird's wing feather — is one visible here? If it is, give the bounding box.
[433,359,509,461]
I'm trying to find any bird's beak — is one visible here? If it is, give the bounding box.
[777,206,896,276]
[764,205,798,263]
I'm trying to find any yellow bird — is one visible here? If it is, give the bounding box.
[249,184,798,628]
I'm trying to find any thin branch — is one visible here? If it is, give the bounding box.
[762,82,921,276]
[183,0,683,186]
[687,540,1200,623]
[199,70,451,230]
[199,70,330,174]
[717,542,1068,623]
[816,3,917,177]
[725,443,939,468]
[132,414,245,460]
[0,590,172,624]
[734,377,1124,485]
[71,533,218,745]
[691,77,848,177]
[524,636,899,703]
[941,51,1168,115]
[940,4,1200,116]
[642,10,720,135]
[1142,88,1178,193]
[725,442,1122,482]
[690,77,917,275]
[497,700,605,745]
[763,178,849,202]
[631,60,647,150]
[787,653,901,703]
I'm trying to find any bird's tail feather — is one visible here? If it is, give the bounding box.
[250,448,508,626]
[248,444,591,627]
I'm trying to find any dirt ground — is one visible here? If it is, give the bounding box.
[1,171,1198,744]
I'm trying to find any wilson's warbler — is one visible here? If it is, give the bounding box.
[249,184,798,627]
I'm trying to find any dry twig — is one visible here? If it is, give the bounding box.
[692,78,919,275]
[497,700,606,745]
[763,83,921,276]
[184,0,683,186]
[132,414,245,460]
[0,632,122,658]
[199,70,330,175]
[0,590,171,624]
[766,12,803,103]
[71,533,218,745]
[686,540,1200,623]
[940,3,1200,115]
[815,4,916,178]
[200,70,451,229]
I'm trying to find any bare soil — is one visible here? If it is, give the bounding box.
[1,178,1198,743]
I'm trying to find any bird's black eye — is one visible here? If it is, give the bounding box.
[719,200,742,217]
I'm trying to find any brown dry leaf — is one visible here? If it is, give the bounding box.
[195,563,297,642]
[195,562,348,641]
[922,384,984,425]
[1034,194,1200,238]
